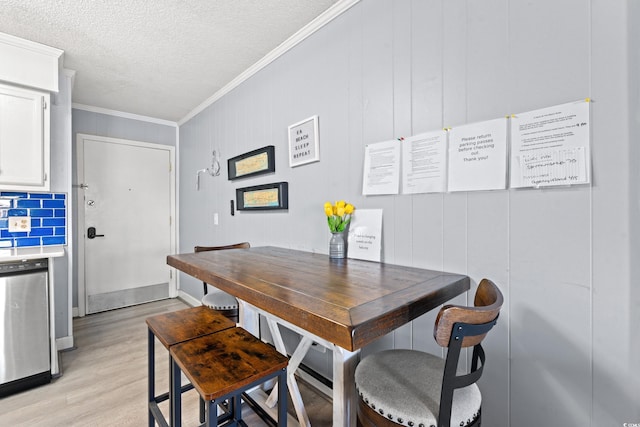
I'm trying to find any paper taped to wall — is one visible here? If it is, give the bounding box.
[510,100,591,188]
[518,147,588,187]
[362,140,400,195]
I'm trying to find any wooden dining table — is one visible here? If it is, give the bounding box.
[167,246,470,427]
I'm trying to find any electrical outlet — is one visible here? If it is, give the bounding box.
[213,213,219,225]
[9,216,31,232]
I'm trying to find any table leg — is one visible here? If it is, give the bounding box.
[265,317,311,427]
[238,300,259,335]
[266,334,313,407]
[240,301,358,427]
[332,346,359,427]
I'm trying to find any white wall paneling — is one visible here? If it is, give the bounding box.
[177,1,640,425]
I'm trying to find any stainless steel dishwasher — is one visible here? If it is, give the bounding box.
[0,258,51,397]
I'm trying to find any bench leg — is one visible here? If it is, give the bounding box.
[278,368,288,426]
[206,399,216,427]
[234,394,242,422]
[171,358,182,427]
[148,329,155,427]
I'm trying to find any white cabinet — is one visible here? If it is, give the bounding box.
[0,83,50,191]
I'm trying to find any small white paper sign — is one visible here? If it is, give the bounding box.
[401,130,447,194]
[362,140,401,195]
[447,117,508,192]
[510,100,590,188]
[347,209,382,262]
[288,115,320,167]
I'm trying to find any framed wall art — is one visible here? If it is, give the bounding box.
[228,145,275,180]
[288,115,319,167]
[236,182,289,211]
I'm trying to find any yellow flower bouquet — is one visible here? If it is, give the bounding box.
[324,200,355,233]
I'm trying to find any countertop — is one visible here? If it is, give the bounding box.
[0,245,65,262]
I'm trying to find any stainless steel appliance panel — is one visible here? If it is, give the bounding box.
[0,260,50,389]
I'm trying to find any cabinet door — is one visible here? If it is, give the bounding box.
[0,83,49,190]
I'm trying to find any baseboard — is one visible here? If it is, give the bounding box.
[87,283,169,313]
[56,335,74,351]
[177,290,201,307]
[72,306,79,318]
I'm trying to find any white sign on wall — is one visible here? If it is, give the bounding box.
[401,130,447,194]
[510,100,590,188]
[362,140,401,195]
[288,115,320,167]
[447,117,508,192]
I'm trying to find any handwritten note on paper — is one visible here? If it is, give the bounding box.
[519,147,587,187]
[401,130,447,194]
[362,140,401,195]
[511,100,590,188]
[447,117,508,192]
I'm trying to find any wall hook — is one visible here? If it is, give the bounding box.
[195,150,221,190]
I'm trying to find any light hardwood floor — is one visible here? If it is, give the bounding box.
[0,298,332,426]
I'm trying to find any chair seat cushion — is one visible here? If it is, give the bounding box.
[201,289,238,310]
[355,349,481,427]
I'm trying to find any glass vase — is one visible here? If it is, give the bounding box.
[329,232,347,259]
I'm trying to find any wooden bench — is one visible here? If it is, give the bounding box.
[146,306,236,427]
[170,327,289,426]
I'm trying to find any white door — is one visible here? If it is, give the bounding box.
[77,134,175,315]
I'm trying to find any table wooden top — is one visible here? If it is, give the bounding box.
[146,306,236,348]
[167,246,470,351]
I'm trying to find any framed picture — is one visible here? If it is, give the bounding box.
[288,115,319,167]
[228,145,275,180]
[236,182,288,211]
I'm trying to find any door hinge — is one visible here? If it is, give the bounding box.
[170,270,173,280]
[42,98,47,109]
[169,216,172,226]
[169,162,172,172]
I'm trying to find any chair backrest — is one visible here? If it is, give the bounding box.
[433,278,503,348]
[194,242,250,253]
[434,278,503,427]
[194,243,250,298]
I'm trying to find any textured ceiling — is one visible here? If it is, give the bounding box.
[0,0,341,122]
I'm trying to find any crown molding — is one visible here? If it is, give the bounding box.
[72,103,178,127]
[0,31,63,58]
[178,0,360,126]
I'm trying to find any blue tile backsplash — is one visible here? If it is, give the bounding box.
[0,192,67,248]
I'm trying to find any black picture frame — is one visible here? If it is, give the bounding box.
[236,182,288,211]
[227,145,275,180]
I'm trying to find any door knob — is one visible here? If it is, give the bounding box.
[87,226,105,239]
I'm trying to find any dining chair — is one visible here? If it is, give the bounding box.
[354,278,504,427]
[193,242,250,323]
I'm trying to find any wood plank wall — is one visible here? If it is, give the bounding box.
[177,1,640,426]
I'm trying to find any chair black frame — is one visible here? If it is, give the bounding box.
[438,316,498,427]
